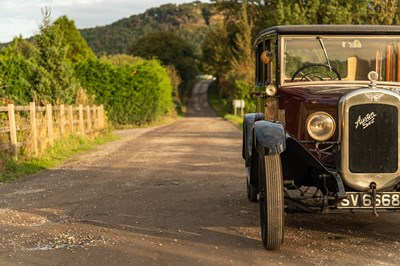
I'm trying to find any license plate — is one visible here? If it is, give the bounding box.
[337,192,400,209]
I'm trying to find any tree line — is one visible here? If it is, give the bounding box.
[79,2,213,56]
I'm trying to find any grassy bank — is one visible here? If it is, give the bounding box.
[0,132,117,182]
[208,81,243,130]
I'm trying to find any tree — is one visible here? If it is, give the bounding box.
[0,36,36,59]
[129,31,199,100]
[201,23,231,76]
[31,7,79,105]
[320,0,353,24]
[53,16,95,63]
[0,36,36,104]
[368,0,400,25]
[206,0,400,113]
[203,1,255,111]
[0,55,34,104]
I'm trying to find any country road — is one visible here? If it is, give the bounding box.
[0,80,399,265]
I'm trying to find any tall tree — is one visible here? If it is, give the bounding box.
[31,7,79,105]
[203,1,255,110]
[203,0,254,76]
[201,23,231,76]
[53,16,95,63]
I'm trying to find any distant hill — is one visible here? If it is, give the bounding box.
[79,1,222,56]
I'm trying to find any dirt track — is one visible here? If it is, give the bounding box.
[0,80,399,265]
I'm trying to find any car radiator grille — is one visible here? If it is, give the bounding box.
[348,104,398,173]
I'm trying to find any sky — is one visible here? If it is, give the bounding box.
[0,0,210,43]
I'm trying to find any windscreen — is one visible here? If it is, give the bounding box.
[283,36,400,84]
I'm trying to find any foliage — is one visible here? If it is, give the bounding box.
[368,0,400,25]
[0,36,36,59]
[30,11,79,105]
[80,2,216,56]
[0,9,177,126]
[0,55,34,105]
[0,15,93,106]
[0,132,116,182]
[224,113,243,129]
[74,56,173,125]
[53,16,96,63]
[129,30,199,99]
[201,23,231,77]
[0,37,36,105]
[205,0,400,115]
[207,80,229,117]
[203,1,255,113]
[166,65,182,110]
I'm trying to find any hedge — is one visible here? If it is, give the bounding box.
[74,58,173,125]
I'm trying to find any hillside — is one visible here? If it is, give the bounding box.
[79,1,222,56]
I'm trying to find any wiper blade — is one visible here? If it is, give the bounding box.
[316,36,332,71]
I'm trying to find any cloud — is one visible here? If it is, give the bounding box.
[0,17,39,42]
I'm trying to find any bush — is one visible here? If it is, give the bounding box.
[0,55,34,105]
[74,57,173,125]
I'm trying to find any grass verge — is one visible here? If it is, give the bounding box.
[0,132,117,182]
[208,82,243,130]
[224,114,243,129]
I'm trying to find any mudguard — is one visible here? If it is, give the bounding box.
[242,113,264,166]
[254,120,286,156]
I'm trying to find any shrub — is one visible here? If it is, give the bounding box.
[74,57,173,125]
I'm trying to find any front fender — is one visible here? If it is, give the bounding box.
[254,120,286,156]
[242,113,264,166]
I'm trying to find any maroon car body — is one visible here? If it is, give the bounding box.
[243,25,400,250]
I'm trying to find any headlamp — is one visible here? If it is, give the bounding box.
[306,112,336,141]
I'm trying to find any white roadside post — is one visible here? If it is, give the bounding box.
[233,99,245,116]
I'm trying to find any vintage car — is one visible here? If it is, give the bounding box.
[242,25,400,250]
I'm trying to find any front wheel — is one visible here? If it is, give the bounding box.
[259,154,284,250]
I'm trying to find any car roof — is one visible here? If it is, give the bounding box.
[256,25,400,41]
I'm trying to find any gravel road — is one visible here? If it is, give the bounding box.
[0,80,399,265]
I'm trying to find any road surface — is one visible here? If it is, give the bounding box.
[0,80,399,265]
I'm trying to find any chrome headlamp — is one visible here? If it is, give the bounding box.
[306,112,336,141]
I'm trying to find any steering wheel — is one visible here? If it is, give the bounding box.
[291,63,341,82]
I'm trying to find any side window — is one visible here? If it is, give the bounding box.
[256,38,276,88]
[256,42,265,88]
[265,39,276,85]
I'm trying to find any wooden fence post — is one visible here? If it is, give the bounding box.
[93,106,98,130]
[86,105,92,134]
[7,104,18,160]
[60,104,65,136]
[79,105,84,135]
[67,105,73,133]
[46,104,54,146]
[29,102,38,155]
[100,105,105,129]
